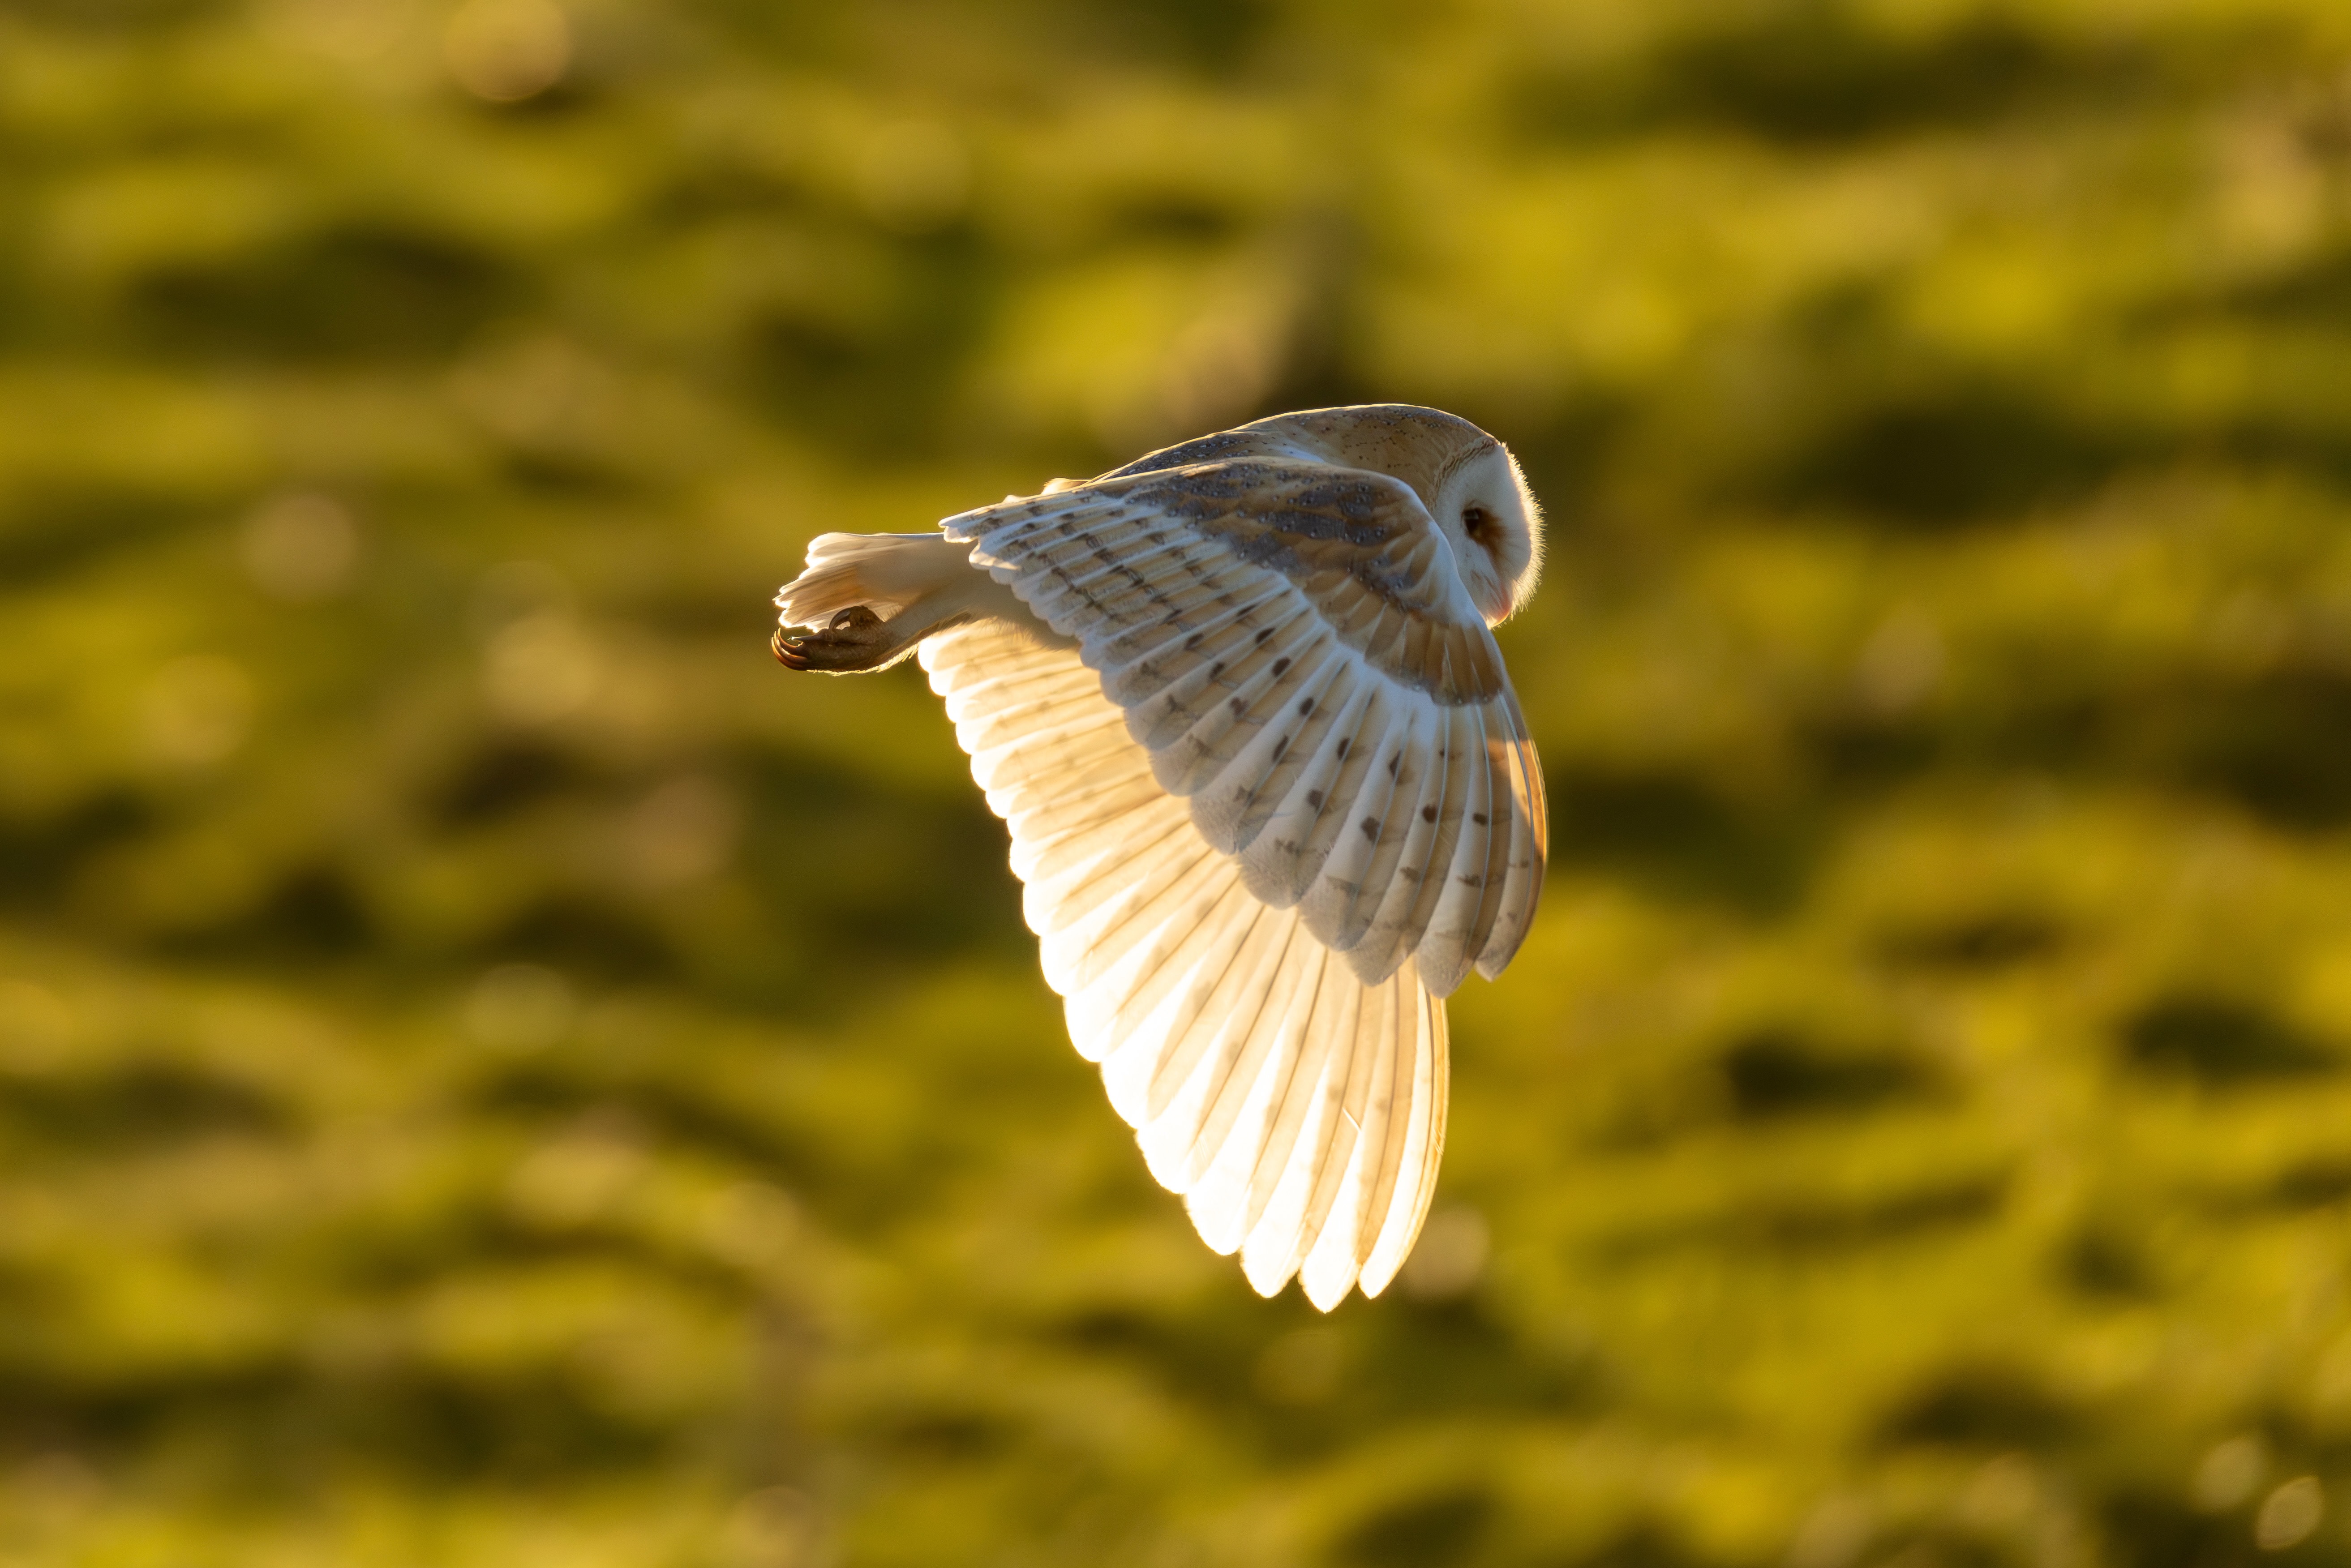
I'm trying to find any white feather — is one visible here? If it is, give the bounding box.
[918,620,1451,1306]
[889,414,1550,1308]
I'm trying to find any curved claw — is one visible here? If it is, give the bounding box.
[770,604,897,674]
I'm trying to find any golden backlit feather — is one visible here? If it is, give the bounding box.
[775,403,1547,1308]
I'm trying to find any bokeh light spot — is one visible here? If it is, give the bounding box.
[2255,1476,2323,1551]
[261,0,416,62]
[505,1112,645,1230]
[623,775,742,890]
[485,612,600,724]
[720,1486,819,1568]
[700,1181,801,1270]
[442,0,569,103]
[241,492,360,602]
[141,656,255,767]
[2194,1434,2270,1512]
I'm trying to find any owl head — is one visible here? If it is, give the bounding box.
[1246,404,1545,627]
[1427,437,1544,626]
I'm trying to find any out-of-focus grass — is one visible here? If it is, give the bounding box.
[8,0,2351,1563]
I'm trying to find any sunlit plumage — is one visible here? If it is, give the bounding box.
[771,404,1549,1308]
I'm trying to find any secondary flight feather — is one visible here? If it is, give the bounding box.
[772,404,1548,1308]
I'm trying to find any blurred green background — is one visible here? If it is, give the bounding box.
[9,0,2351,1563]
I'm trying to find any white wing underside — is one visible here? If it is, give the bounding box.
[921,620,1448,1309]
[946,473,1547,998]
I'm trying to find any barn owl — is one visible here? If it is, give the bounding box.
[772,405,1548,1309]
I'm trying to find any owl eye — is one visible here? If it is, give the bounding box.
[1460,503,1502,552]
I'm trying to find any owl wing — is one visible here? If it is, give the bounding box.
[919,617,1449,1309]
[918,459,1544,1307]
[942,458,1547,996]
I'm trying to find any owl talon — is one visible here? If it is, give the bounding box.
[772,604,899,673]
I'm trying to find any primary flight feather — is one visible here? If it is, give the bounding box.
[771,404,1548,1309]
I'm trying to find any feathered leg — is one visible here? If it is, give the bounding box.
[772,606,911,672]
[772,530,1051,675]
